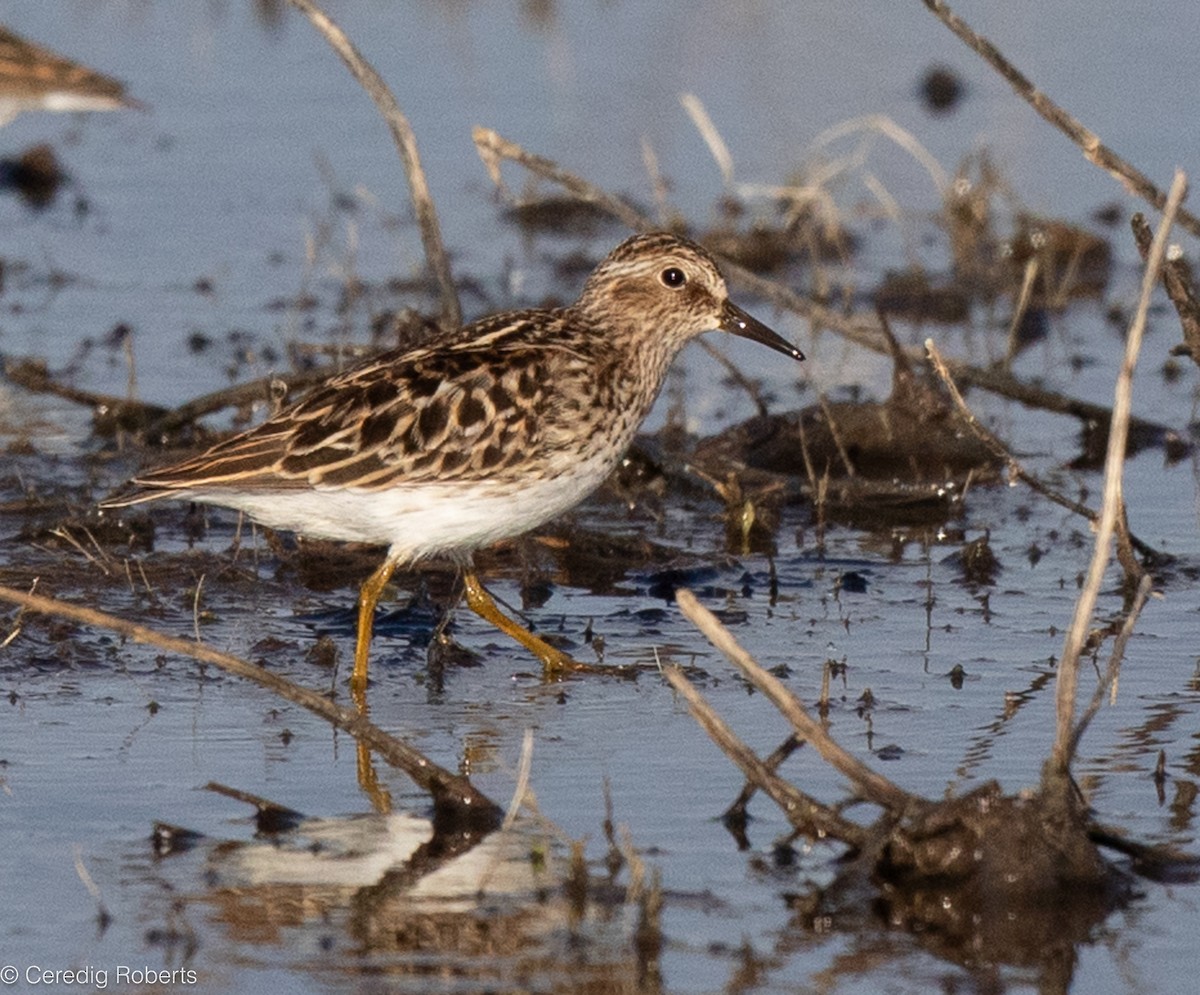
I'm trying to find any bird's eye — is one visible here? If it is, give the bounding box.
[660,267,687,289]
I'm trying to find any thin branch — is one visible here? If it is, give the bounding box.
[470,127,1179,447]
[695,339,770,418]
[807,113,949,194]
[3,357,169,426]
[1132,212,1200,367]
[285,0,460,328]
[1066,573,1154,760]
[1050,170,1187,773]
[723,733,804,824]
[924,338,1163,563]
[0,584,500,824]
[921,0,1200,240]
[503,728,536,832]
[680,93,735,188]
[472,126,648,232]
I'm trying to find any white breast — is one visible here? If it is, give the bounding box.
[181,452,617,564]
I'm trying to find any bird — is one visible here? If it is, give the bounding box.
[102,232,805,691]
[0,25,138,127]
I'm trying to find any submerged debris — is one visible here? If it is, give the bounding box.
[0,143,66,209]
[919,64,966,114]
[666,590,1195,977]
[873,267,970,323]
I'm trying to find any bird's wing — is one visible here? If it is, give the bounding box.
[104,311,587,503]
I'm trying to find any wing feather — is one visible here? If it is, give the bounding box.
[103,309,589,505]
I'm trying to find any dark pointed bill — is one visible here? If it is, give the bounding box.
[719,301,805,361]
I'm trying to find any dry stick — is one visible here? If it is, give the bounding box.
[1066,573,1154,761]
[3,358,170,425]
[1003,257,1039,372]
[0,584,501,823]
[663,667,866,846]
[472,127,1177,446]
[144,368,335,439]
[680,93,735,189]
[816,394,858,479]
[696,338,770,418]
[921,0,1200,241]
[1131,212,1200,366]
[924,339,1161,564]
[1050,170,1187,774]
[6,358,335,443]
[472,127,648,232]
[285,0,460,329]
[676,589,919,813]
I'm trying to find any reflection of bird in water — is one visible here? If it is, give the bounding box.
[0,25,138,127]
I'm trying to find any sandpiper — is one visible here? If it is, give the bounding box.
[0,25,137,127]
[102,232,804,689]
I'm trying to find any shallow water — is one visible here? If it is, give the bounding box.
[3,2,1200,993]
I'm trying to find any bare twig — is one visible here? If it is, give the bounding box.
[1003,257,1039,371]
[1066,573,1154,760]
[807,113,949,195]
[473,126,648,232]
[676,589,918,812]
[680,93,735,188]
[72,845,111,927]
[191,574,205,643]
[924,338,1164,564]
[816,394,858,479]
[285,0,460,329]
[1131,213,1200,366]
[0,580,36,648]
[49,526,113,577]
[3,357,169,425]
[1050,169,1186,773]
[0,584,500,824]
[921,0,1200,240]
[695,339,770,417]
[470,127,1179,447]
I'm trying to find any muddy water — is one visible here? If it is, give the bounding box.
[3,2,1200,993]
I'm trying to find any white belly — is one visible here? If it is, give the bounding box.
[185,454,615,564]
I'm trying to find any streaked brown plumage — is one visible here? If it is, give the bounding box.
[103,232,804,688]
[0,26,136,126]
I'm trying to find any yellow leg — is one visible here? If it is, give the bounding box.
[349,558,396,812]
[462,570,584,673]
[356,740,392,813]
[352,557,398,693]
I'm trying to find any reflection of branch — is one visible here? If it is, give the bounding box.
[664,668,866,846]
[676,589,919,812]
[286,0,460,329]
[1051,170,1186,773]
[0,584,501,825]
[922,0,1200,240]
